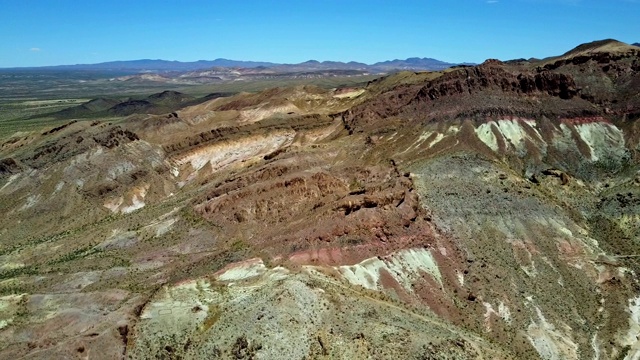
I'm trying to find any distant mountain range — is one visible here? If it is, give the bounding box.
[633,42,640,47]
[32,59,279,72]
[7,57,471,73]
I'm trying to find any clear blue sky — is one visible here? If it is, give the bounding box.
[0,0,638,67]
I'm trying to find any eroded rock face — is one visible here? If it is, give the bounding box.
[0,42,639,359]
[193,161,434,261]
[0,158,21,176]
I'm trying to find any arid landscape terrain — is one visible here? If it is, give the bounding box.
[1,39,639,359]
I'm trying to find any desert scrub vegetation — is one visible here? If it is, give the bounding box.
[230,239,249,252]
[0,212,121,257]
[47,245,101,265]
[179,206,209,227]
[0,265,41,281]
[0,282,30,295]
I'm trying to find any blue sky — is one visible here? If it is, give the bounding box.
[0,0,638,67]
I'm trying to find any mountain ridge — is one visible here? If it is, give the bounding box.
[3,57,469,72]
[5,40,637,73]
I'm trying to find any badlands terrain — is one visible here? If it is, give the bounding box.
[0,39,640,359]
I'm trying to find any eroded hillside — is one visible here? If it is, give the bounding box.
[1,40,639,359]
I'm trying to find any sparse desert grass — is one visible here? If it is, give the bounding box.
[0,102,71,121]
[0,99,88,139]
[0,117,68,139]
